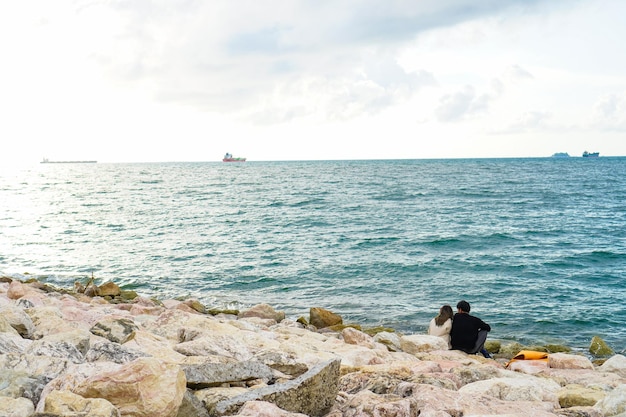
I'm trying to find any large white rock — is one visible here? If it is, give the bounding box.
[399,334,448,354]
[459,376,561,405]
[599,354,626,378]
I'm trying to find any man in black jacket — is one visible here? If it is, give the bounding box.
[450,300,492,358]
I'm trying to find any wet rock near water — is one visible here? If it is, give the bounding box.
[1,275,625,417]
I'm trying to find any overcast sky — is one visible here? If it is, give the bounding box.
[2,0,625,163]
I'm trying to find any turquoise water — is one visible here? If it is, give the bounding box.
[1,158,625,352]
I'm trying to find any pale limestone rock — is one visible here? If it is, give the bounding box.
[44,389,120,417]
[508,358,550,374]
[595,384,626,416]
[6,280,28,299]
[309,307,342,328]
[238,303,285,322]
[73,357,187,417]
[328,389,420,417]
[90,317,139,343]
[549,352,595,370]
[410,383,558,417]
[0,395,35,417]
[342,327,376,348]
[459,376,561,405]
[36,362,121,412]
[450,362,505,387]
[231,400,311,416]
[194,387,249,416]
[400,334,448,354]
[86,340,148,364]
[270,318,305,329]
[0,368,48,405]
[174,334,254,361]
[373,331,402,352]
[0,313,20,336]
[558,384,606,407]
[274,327,387,368]
[215,358,340,417]
[25,338,85,364]
[142,309,238,343]
[39,328,92,356]
[177,389,211,417]
[129,303,165,316]
[538,367,625,390]
[0,330,31,354]
[0,306,34,338]
[181,359,275,389]
[599,354,626,378]
[0,352,69,385]
[26,305,78,339]
[253,349,309,377]
[122,330,187,364]
[238,316,278,328]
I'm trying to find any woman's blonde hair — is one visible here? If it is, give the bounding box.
[435,304,454,326]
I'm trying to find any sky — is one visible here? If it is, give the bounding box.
[1,0,625,163]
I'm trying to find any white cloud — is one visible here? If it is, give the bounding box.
[2,0,626,162]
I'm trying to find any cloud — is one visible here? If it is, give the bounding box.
[434,85,496,122]
[61,0,555,124]
[590,92,626,131]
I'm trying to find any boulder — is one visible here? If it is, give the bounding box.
[0,306,35,338]
[86,340,149,364]
[231,400,309,416]
[90,317,140,344]
[557,384,606,408]
[399,334,448,354]
[458,376,561,405]
[0,396,35,417]
[73,357,187,417]
[0,330,31,354]
[239,303,285,322]
[549,353,594,370]
[43,389,120,416]
[122,330,187,364]
[25,338,85,364]
[176,389,211,417]
[98,281,122,297]
[309,307,342,329]
[598,354,626,378]
[342,327,376,348]
[373,331,402,352]
[181,360,276,389]
[215,358,341,417]
[589,336,614,356]
[594,383,626,416]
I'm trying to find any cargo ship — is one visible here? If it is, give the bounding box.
[223,153,246,162]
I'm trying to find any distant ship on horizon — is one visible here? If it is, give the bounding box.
[41,158,97,164]
[222,153,246,162]
[582,151,599,158]
[551,152,570,158]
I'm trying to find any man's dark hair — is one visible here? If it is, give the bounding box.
[457,300,471,313]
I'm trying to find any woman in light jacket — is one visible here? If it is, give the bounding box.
[428,304,454,349]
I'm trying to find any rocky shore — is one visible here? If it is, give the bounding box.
[1,274,625,417]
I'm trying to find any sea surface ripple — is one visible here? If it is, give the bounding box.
[1,158,625,352]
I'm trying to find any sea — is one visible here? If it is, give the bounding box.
[1,158,625,354]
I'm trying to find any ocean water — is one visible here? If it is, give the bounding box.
[1,158,625,353]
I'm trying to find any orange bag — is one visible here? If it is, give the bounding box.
[505,350,549,368]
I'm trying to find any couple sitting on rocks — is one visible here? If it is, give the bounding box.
[428,300,492,358]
